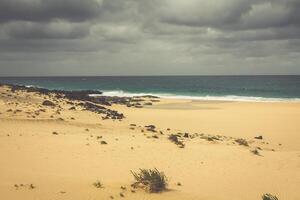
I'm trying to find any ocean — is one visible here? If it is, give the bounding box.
[0,76,300,102]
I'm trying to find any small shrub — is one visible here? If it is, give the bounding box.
[250,148,261,156]
[131,168,167,193]
[168,134,179,143]
[93,181,103,188]
[168,134,185,148]
[235,138,249,146]
[262,193,278,200]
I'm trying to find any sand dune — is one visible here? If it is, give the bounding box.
[0,85,299,200]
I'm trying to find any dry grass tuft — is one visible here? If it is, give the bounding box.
[93,181,103,188]
[262,193,278,200]
[131,168,168,193]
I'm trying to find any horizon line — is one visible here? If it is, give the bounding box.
[0,74,300,78]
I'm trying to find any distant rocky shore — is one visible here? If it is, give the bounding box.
[0,83,159,120]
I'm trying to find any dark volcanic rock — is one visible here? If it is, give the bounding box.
[8,84,102,102]
[235,138,249,146]
[69,106,76,110]
[145,125,156,129]
[140,95,160,99]
[42,100,55,107]
[100,141,107,145]
[168,134,185,148]
[82,102,124,120]
[145,125,156,132]
[2,83,151,120]
[254,135,263,140]
[183,133,189,138]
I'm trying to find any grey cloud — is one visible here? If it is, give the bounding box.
[0,38,106,52]
[159,0,255,28]
[158,0,300,30]
[4,21,90,39]
[238,1,300,30]
[0,0,102,23]
[0,0,300,76]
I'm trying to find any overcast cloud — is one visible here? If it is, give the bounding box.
[0,0,299,76]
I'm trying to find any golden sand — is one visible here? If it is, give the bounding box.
[0,85,299,200]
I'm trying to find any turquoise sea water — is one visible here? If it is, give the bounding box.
[0,76,300,101]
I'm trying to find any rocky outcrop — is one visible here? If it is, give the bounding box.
[3,83,159,120]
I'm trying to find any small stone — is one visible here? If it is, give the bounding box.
[254,135,263,140]
[29,184,35,189]
[42,100,55,107]
[100,141,107,145]
[120,186,126,190]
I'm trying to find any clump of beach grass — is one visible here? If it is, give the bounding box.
[93,181,103,188]
[262,193,278,200]
[131,168,168,193]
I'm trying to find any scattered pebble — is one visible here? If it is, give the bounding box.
[254,135,263,140]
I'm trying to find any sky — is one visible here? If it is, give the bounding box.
[0,0,300,76]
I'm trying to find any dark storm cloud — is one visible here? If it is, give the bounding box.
[158,0,300,30]
[0,0,102,23]
[4,21,90,39]
[159,0,255,28]
[0,0,300,76]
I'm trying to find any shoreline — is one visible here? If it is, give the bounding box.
[2,82,300,103]
[147,95,300,103]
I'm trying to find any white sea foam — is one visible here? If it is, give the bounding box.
[25,85,37,88]
[89,90,300,102]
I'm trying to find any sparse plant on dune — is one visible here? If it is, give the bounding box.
[262,193,278,200]
[168,134,185,148]
[93,181,103,188]
[168,134,179,143]
[131,168,167,193]
[250,148,261,156]
[235,138,249,146]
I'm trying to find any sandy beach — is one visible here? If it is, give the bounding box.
[0,84,300,200]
